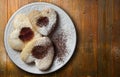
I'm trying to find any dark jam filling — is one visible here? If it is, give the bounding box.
[32,46,48,59]
[36,17,49,27]
[19,27,34,42]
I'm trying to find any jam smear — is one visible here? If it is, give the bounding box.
[19,27,34,42]
[32,46,48,59]
[36,17,49,27]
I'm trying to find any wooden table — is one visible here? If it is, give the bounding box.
[0,0,120,77]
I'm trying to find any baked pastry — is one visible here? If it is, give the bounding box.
[13,14,32,29]
[20,37,54,70]
[8,14,41,50]
[8,28,41,50]
[9,9,56,71]
[28,8,57,36]
[8,29,25,50]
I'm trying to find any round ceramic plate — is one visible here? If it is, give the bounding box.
[4,2,76,74]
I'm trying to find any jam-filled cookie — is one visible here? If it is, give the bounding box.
[20,37,54,71]
[8,14,41,51]
[8,28,41,51]
[28,8,57,36]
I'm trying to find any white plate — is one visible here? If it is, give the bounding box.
[4,2,77,74]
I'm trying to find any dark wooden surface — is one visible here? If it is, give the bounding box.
[0,0,120,77]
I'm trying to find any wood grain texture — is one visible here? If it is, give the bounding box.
[98,0,113,77]
[112,0,120,77]
[0,0,7,77]
[0,0,120,77]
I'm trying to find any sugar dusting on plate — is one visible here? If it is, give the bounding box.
[51,30,67,62]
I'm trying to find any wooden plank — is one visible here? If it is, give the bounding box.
[98,0,106,76]
[74,0,98,77]
[7,0,19,19]
[105,0,113,77]
[98,0,113,77]
[0,0,7,76]
[112,0,120,77]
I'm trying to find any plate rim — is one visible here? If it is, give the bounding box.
[4,2,77,74]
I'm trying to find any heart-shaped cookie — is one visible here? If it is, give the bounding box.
[20,37,54,70]
[8,14,41,50]
[28,8,57,36]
